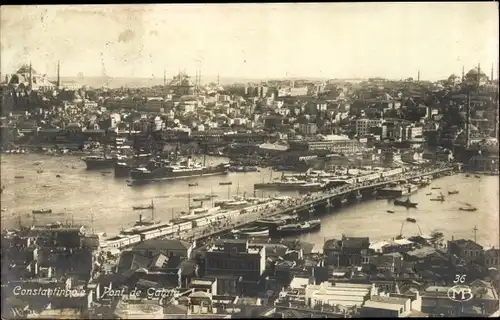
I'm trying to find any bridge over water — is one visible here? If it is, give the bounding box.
[182,166,455,242]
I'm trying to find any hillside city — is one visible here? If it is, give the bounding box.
[1,62,499,319]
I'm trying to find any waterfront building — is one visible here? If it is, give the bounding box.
[468,154,499,173]
[205,239,266,296]
[289,135,361,154]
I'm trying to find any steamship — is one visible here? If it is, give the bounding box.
[130,156,230,183]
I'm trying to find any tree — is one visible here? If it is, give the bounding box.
[430,231,444,248]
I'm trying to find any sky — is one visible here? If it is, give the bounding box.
[1,3,498,81]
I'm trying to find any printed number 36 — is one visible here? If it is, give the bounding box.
[454,274,466,284]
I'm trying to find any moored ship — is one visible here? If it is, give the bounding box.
[232,226,269,237]
[273,219,321,236]
[393,198,418,208]
[32,209,52,214]
[114,152,153,178]
[130,156,230,183]
[83,154,126,170]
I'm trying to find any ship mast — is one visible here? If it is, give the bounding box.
[151,200,155,221]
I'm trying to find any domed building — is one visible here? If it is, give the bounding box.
[5,64,55,92]
[168,72,194,95]
[1,64,55,113]
[464,67,489,87]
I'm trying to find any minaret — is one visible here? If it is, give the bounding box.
[163,68,166,86]
[29,61,32,87]
[217,73,220,86]
[477,63,481,87]
[462,66,465,82]
[194,66,198,93]
[57,60,60,89]
[417,70,420,82]
[491,63,494,84]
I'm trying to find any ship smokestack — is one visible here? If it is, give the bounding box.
[139,214,142,222]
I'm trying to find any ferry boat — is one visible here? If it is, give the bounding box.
[459,206,477,212]
[255,214,298,227]
[431,187,441,190]
[219,181,232,186]
[393,198,418,208]
[134,213,161,227]
[274,219,321,236]
[32,209,52,214]
[188,182,199,187]
[296,182,326,192]
[193,196,211,202]
[448,190,459,195]
[232,226,269,237]
[218,200,249,209]
[254,178,307,190]
[14,176,24,179]
[229,166,259,173]
[133,201,154,210]
[406,218,417,223]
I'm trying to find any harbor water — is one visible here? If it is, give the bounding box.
[1,154,498,247]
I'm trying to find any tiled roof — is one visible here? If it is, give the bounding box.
[133,239,191,251]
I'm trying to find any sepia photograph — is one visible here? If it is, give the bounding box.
[0,3,499,319]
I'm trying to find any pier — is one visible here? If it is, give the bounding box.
[179,166,455,242]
